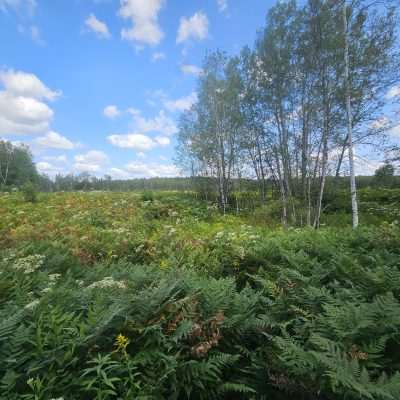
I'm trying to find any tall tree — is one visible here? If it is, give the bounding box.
[0,140,38,188]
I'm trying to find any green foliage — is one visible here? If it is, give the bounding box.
[141,190,155,202]
[21,182,38,203]
[0,140,38,189]
[1,191,400,399]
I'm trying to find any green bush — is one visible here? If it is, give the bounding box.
[21,182,38,203]
[141,190,155,202]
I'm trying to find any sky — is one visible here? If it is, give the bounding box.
[0,0,273,179]
[0,0,399,179]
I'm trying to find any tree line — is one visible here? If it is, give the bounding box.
[176,0,400,227]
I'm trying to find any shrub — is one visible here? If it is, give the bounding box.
[21,182,38,203]
[141,190,154,202]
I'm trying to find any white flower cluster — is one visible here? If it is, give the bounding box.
[87,276,127,290]
[41,273,62,294]
[11,255,45,274]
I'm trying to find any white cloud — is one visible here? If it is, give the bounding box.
[33,131,77,150]
[108,132,169,151]
[36,161,63,174]
[0,69,61,135]
[355,157,384,176]
[0,69,59,100]
[118,0,164,46]
[128,109,178,136]
[385,85,400,100]
[390,124,400,137]
[42,154,68,163]
[108,133,158,151]
[152,51,165,61]
[85,13,111,39]
[74,163,102,173]
[125,161,180,177]
[75,150,108,164]
[370,116,390,130]
[0,91,53,135]
[164,92,197,112]
[0,0,36,15]
[108,167,131,179]
[180,64,203,77]
[103,105,120,119]
[154,135,170,146]
[177,11,209,44]
[217,0,228,12]
[74,150,109,173]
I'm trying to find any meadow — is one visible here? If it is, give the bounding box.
[1,190,400,399]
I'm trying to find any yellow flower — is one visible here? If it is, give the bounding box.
[115,333,130,353]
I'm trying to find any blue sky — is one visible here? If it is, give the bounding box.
[0,0,273,178]
[0,0,399,178]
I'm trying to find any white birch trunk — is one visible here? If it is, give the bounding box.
[343,1,359,229]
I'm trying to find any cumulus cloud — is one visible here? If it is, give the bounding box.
[125,161,180,177]
[164,92,197,112]
[108,133,158,151]
[385,85,400,100]
[0,69,61,136]
[177,11,209,44]
[118,0,164,46]
[108,167,132,179]
[128,108,178,136]
[154,135,170,146]
[0,92,53,135]
[108,132,170,151]
[36,161,63,174]
[33,131,77,150]
[0,69,59,100]
[74,150,109,173]
[103,105,121,119]
[85,13,111,39]
[42,154,68,163]
[180,64,203,77]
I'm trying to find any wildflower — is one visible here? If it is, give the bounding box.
[12,254,45,274]
[115,333,130,353]
[87,276,127,290]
